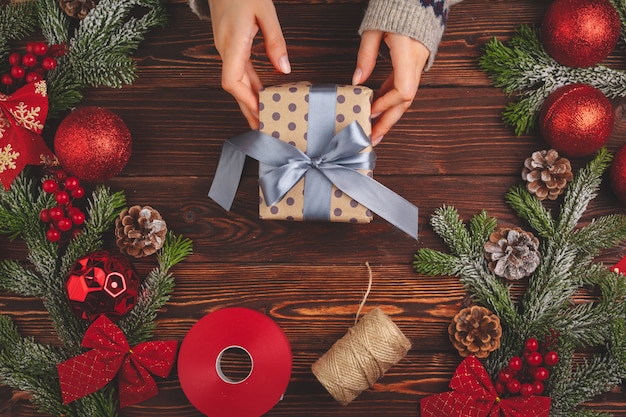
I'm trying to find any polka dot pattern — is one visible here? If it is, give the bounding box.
[258,82,374,223]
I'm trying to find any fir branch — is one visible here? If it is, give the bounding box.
[0,260,46,296]
[120,232,193,345]
[505,184,556,237]
[69,0,167,88]
[413,249,464,276]
[557,148,612,235]
[572,214,626,259]
[468,210,498,254]
[429,206,472,256]
[37,0,72,45]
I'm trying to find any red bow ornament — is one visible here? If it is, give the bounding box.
[57,315,178,408]
[420,355,550,417]
[0,81,54,190]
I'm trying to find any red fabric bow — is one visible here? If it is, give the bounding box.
[0,81,54,189]
[57,315,178,408]
[420,355,550,417]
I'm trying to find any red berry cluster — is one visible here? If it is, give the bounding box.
[494,337,559,398]
[1,42,66,88]
[39,168,86,243]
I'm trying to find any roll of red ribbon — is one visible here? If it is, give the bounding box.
[178,307,292,417]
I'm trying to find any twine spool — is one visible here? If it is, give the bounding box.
[311,307,411,405]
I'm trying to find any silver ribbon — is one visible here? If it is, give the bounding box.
[208,85,418,239]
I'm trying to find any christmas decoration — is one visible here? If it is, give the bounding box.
[40,167,86,242]
[414,149,626,415]
[610,143,626,205]
[521,149,573,201]
[0,80,54,189]
[0,170,193,417]
[448,305,502,358]
[58,0,98,19]
[479,11,626,135]
[539,83,614,158]
[420,355,551,417]
[0,0,167,118]
[115,205,167,258]
[54,107,132,183]
[65,250,140,322]
[1,41,65,89]
[542,0,620,68]
[57,315,177,408]
[484,227,540,280]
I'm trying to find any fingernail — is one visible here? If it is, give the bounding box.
[352,68,362,85]
[371,112,381,119]
[372,136,383,146]
[279,55,291,74]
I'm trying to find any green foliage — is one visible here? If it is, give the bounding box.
[479,1,626,136]
[0,0,167,117]
[0,171,192,417]
[413,150,626,416]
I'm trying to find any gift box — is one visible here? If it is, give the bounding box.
[258,82,373,223]
[208,82,418,239]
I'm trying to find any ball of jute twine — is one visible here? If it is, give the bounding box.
[311,263,412,405]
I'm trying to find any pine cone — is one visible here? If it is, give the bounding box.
[58,0,98,19]
[522,149,573,201]
[484,227,540,280]
[448,305,502,358]
[115,205,167,258]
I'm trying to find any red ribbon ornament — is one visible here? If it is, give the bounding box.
[420,355,551,417]
[0,81,54,190]
[57,315,178,408]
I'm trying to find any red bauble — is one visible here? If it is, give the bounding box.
[66,251,140,322]
[610,145,626,205]
[54,107,132,183]
[542,0,620,67]
[539,84,614,157]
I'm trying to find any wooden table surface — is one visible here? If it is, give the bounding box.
[2,0,626,416]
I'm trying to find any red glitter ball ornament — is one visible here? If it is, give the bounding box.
[539,83,614,157]
[65,251,140,322]
[54,107,132,183]
[610,144,626,205]
[542,0,620,68]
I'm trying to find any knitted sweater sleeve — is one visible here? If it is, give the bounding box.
[359,0,462,69]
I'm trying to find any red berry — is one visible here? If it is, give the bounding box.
[71,228,82,239]
[48,206,64,221]
[1,74,13,86]
[41,56,57,71]
[10,65,25,79]
[71,210,85,225]
[64,176,80,191]
[55,190,70,205]
[21,53,37,67]
[46,228,61,242]
[498,368,513,383]
[533,381,545,395]
[508,356,523,372]
[506,379,521,394]
[26,42,35,53]
[33,42,48,56]
[544,351,559,366]
[8,52,21,66]
[71,186,85,199]
[520,383,534,397]
[25,72,41,83]
[39,208,51,223]
[48,44,67,57]
[42,179,59,193]
[527,351,543,367]
[534,367,549,381]
[56,217,72,232]
[524,338,540,352]
[495,381,507,395]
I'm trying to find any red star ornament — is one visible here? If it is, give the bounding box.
[0,81,54,190]
[57,315,178,408]
[420,355,550,417]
